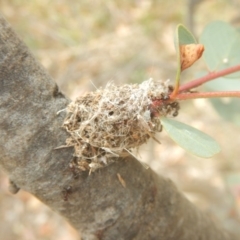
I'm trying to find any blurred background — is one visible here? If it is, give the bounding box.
[1,0,240,239]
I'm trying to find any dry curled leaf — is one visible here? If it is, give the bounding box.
[180,44,204,71]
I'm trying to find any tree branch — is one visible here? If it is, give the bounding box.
[0,14,237,240]
[179,64,240,92]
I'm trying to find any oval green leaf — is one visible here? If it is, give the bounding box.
[161,117,220,158]
[200,21,240,78]
[203,77,240,124]
[174,25,198,90]
[176,24,197,46]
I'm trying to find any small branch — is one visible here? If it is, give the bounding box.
[171,80,180,99]
[178,64,240,93]
[176,91,240,100]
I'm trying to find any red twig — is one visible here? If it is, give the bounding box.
[175,91,240,100]
[178,64,240,93]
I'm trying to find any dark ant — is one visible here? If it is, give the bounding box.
[160,93,170,101]
[69,157,81,179]
[62,186,72,201]
[168,85,174,94]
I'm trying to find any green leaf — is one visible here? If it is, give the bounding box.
[202,72,240,125]
[196,70,240,124]
[200,21,240,78]
[174,25,198,90]
[209,98,240,125]
[175,24,197,46]
[205,78,240,91]
[161,117,220,158]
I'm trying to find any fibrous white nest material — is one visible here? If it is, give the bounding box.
[63,78,179,172]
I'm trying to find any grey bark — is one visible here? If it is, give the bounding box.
[0,14,237,240]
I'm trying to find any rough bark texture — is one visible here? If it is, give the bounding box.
[0,14,237,240]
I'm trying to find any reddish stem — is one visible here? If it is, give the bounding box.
[153,64,240,107]
[176,91,240,100]
[178,64,240,93]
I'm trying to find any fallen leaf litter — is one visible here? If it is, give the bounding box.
[62,78,180,173]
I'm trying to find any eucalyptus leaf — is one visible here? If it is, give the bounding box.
[192,67,240,122]
[202,74,240,124]
[209,98,240,125]
[174,24,197,90]
[204,77,240,91]
[200,21,240,78]
[204,79,240,124]
[161,117,220,158]
[176,24,197,45]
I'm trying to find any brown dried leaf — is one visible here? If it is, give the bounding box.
[180,44,204,71]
